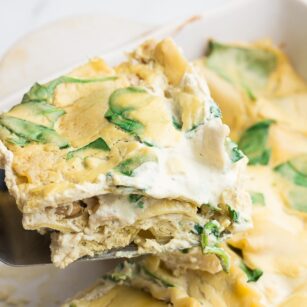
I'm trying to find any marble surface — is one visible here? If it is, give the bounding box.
[0,0,229,57]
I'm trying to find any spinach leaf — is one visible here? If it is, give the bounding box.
[206,40,277,98]
[10,101,65,128]
[0,124,28,146]
[66,137,110,160]
[240,261,263,282]
[102,261,134,283]
[105,87,145,136]
[205,246,230,272]
[250,192,265,206]
[197,221,229,271]
[228,245,263,281]
[128,194,143,203]
[290,154,307,176]
[228,206,239,223]
[238,120,275,165]
[0,115,68,148]
[203,221,220,238]
[104,261,174,288]
[22,75,117,104]
[275,155,307,213]
[16,76,116,130]
[226,139,244,163]
[231,146,245,162]
[194,223,204,235]
[114,152,157,177]
[136,201,144,209]
[197,221,220,247]
[288,187,307,213]
[274,155,307,188]
[105,110,144,135]
[172,116,183,130]
[200,222,220,251]
[141,266,174,288]
[210,104,222,118]
[128,194,144,208]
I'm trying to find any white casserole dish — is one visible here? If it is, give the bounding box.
[0,0,306,305]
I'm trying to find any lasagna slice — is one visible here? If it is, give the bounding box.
[0,38,251,268]
[63,251,263,307]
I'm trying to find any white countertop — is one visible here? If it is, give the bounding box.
[0,0,229,57]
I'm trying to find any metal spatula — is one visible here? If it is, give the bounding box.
[0,171,139,266]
